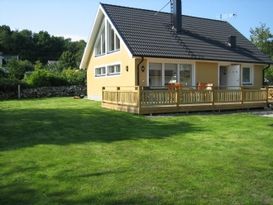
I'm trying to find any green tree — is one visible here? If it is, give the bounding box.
[61,69,86,85]
[7,59,34,80]
[0,25,12,53]
[250,23,273,83]
[58,51,77,69]
[0,25,86,69]
[64,39,86,67]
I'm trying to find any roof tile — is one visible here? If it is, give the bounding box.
[102,3,272,64]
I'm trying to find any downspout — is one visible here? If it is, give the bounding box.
[263,64,271,86]
[137,56,144,86]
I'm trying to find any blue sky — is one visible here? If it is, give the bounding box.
[0,0,272,41]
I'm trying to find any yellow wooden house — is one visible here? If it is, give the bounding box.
[80,1,273,114]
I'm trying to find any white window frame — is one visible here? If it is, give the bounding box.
[178,63,194,87]
[147,61,195,87]
[98,5,132,58]
[94,66,106,77]
[107,64,121,76]
[115,34,120,50]
[94,18,121,57]
[94,62,121,78]
[107,22,121,54]
[94,19,106,57]
[148,63,164,87]
[241,65,254,86]
[164,63,178,85]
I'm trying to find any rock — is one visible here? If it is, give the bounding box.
[0,85,87,99]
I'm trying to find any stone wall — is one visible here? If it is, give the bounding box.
[0,85,87,99]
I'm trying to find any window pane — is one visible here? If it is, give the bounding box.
[95,67,106,77]
[102,67,106,74]
[108,65,115,74]
[243,67,250,83]
[179,64,192,86]
[149,63,162,87]
[165,64,177,85]
[95,68,99,76]
[101,28,105,54]
[115,65,120,73]
[95,22,105,56]
[108,27,115,51]
[116,34,120,50]
[107,65,120,75]
[95,38,101,56]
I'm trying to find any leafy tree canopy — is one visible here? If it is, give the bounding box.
[250,23,273,83]
[0,25,86,67]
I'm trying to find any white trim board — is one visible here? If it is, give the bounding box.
[93,61,122,78]
[147,61,195,87]
[80,4,133,69]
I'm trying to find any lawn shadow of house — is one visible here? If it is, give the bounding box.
[0,105,204,204]
[0,106,204,151]
[0,180,165,205]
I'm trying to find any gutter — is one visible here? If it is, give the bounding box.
[136,56,144,86]
[263,64,271,86]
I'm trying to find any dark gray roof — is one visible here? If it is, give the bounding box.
[101,3,272,64]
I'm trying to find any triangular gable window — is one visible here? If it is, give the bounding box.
[95,18,106,56]
[107,22,120,52]
[95,17,120,57]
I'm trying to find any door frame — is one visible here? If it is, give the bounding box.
[218,63,230,87]
[218,63,241,88]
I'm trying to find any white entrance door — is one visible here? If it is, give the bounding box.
[227,65,240,88]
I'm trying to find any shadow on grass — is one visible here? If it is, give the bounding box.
[0,183,38,205]
[0,105,203,151]
[56,192,164,205]
[0,181,164,205]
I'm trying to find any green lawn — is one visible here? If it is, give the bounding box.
[0,98,273,205]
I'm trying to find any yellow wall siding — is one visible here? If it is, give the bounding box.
[136,58,148,87]
[253,65,264,88]
[87,47,266,100]
[195,62,218,85]
[87,43,136,100]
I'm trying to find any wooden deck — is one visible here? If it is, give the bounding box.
[102,86,273,114]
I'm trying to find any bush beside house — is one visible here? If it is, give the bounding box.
[0,60,87,99]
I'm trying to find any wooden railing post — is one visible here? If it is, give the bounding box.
[241,87,244,104]
[140,86,142,109]
[102,87,105,102]
[266,86,269,105]
[176,88,180,107]
[116,87,120,105]
[212,86,215,106]
[136,86,141,108]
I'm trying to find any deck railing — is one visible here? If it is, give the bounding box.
[141,90,177,106]
[102,86,139,106]
[269,87,273,101]
[102,86,273,114]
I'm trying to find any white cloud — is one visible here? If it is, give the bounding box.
[219,13,237,21]
[55,34,87,42]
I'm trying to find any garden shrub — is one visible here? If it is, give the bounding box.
[0,77,25,91]
[24,70,67,87]
[61,69,86,85]
[24,69,86,87]
[7,59,34,80]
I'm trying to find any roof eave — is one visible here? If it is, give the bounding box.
[80,4,134,69]
[133,54,272,65]
[80,5,103,69]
